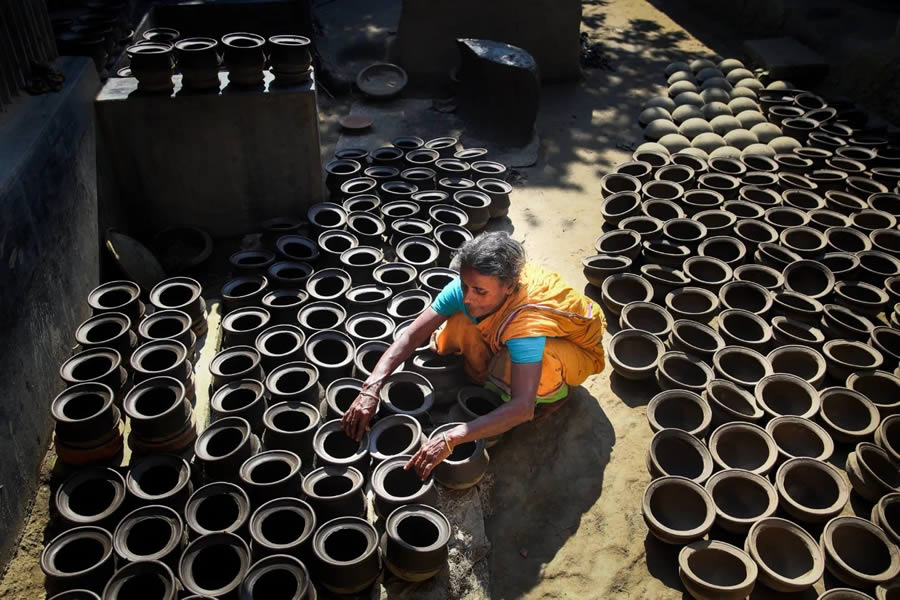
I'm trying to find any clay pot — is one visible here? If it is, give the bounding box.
[261,216,305,240]
[342,313,394,348]
[303,331,354,385]
[313,418,370,475]
[600,173,642,198]
[704,469,777,534]
[266,34,312,84]
[368,414,425,464]
[51,381,121,458]
[138,309,195,354]
[394,236,440,270]
[776,457,849,524]
[88,280,144,321]
[677,540,758,600]
[870,192,900,216]
[370,146,404,167]
[102,559,178,600]
[56,466,126,531]
[619,301,674,338]
[112,504,183,568]
[127,42,174,92]
[428,203,469,228]
[662,218,707,247]
[846,443,900,502]
[344,283,392,315]
[698,173,741,199]
[221,307,271,348]
[818,386,880,444]
[209,347,263,395]
[41,526,115,595]
[770,317,825,353]
[703,379,764,427]
[647,390,711,437]
[594,229,642,260]
[238,449,303,509]
[354,340,402,380]
[717,282,773,318]
[339,245,384,283]
[240,555,311,600]
[723,200,765,220]
[432,224,473,267]
[297,301,347,337]
[682,256,732,292]
[123,376,194,452]
[821,516,900,589]
[642,199,686,223]
[656,350,714,393]
[755,243,803,271]
[735,220,781,254]
[451,190,491,231]
[767,345,826,389]
[254,325,305,372]
[858,250,900,286]
[681,189,724,216]
[741,186,782,211]
[75,312,137,361]
[641,476,715,545]
[230,250,275,274]
[820,251,860,280]
[716,309,772,353]
[221,32,266,86]
[601,191,641,226]
[371,455,438,520]
[601,273,653,315]
[744,517,824,593]
[876,415,900,463]
[59,347,127,396]
[401,167,435,189]
[848,371,900,418]
[871,228,900,259]
[406,351,464,405]
[780,226,828,259]
[248,496,316,563]
[222,276,269,313]
[826,226,873,254]
[418,267,458,297]
[302,465,366,523]
[316,230,359,269]
[813,204,858,229]
[832,281,889,317]
[642,239,692,267]
[766,415,835,462]
[713,346,773,392]
[194,416,260,482]
[371,371,431,423]
[872,493,900,546]
[449,386,504,447]
[772,291,824,324]
[709,421,778,475]
[640,264,690,302]
[665,286,719,323]
[386,289,433,321]
[185,481,252,539]
[582,255,631,288]
[372,262,418,293]
[732,264,784,291]
[764,207,811,233]
[696,236,746,267]
[179,532,251,598]
[668,319,725,361]
[615,160,653,182]
[823,339,884,383]
[175,37,220,90]
[608,329,665,381]
[320,377,362,421]
[382,504,451,582]
[694,210,737,236]
[125,453,192,511]
[430,423,489,489]
[424,137,459,158]
[261,401,320,463]
[754,373,820,420]
[312,516,381,595]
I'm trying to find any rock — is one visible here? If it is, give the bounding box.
[456,38,540,146]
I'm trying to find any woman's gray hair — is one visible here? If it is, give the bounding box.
[452,232,526,287]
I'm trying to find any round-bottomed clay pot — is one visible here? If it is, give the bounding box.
[732,264,785,291]
[247,496,316,562]
[775,457,849,523]
[678,540,758,600]
[608,329,665,380]
[646,428,714,484]
[382,504,452,582]
[619,301,674,338]
[178,531,251,599]
[665,287,720,323]
[818,386,880,444]
[754,373,820,420]
[668,319,725,361]
[601,274,654,315]
[702,379,764,427]
[847,371,900,418]
[846,442,900,502]
[312,516,381,595]
[767,345,827,389]
[716,309,773,353]
[744,517,824,593]
[718,281,774,317]
[771,316,826,350]
[704,469,777,534]
[821,516,900,589]
[783,260,835,300]
[708,422,778,475]
[871,493,900,546]
[766,416,835,463]
[656,351,714,393]
[713,346,773,390]
[301,465,366,522]
[823,340,884,383]
[875,415,900,463]
[642,476,715,545]
[647,390,712,437]
[371,455,438,520]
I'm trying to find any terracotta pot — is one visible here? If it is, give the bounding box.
[754,373,820,420]
[312,516,381,594]
[41,526,115,596]
[641,475,715,545]
[371,455,438,520]
[194,416,260,483]
[823,339,883,382]
[642,199,686,222]
[386,289,433,322]
[209,346,263,393]
[102,559,178,600]
[221,307,271,348]
[732,264,784,291]
[875,414,900,463]
[125,453,192,512]
[782,188,826,211]
[709,421,778,475]
[430,423,489,490]
[872,492,900,546]
[766,415,835,463]
[704,469,777,534]
[744,517,824,592]
[313,418,370,476]
[382,504,451,582]
[127,42,174,92]
[694,209,736,236]
[640,264,690,302]
[776,457,849,523]
[696,236,746,267]
[601,273,654,315]
[175,37,220,90]
[772,291,824,324]
[818,386,880,444]
[847,371,900,418]
[184,481,251,538]
[221,276,269,313]
[665,286,719,323]
[138,309,194,354]
[846,442,900,502]
[619,301,674,338]
[248,496,316,562]
[240,555,311,599]
[112,504,184,568]
[179,532,251,598]
[821,516,900,589]
[677,540,758,600]
[608,329,665,381]
[56,467,126,530]
[646,429,711,486]
[656,350,714,393]
[261,400,320,463]
[647,389,711,437]
[668,319,725,361]
[123,376,194,451]
[703,379,764,427]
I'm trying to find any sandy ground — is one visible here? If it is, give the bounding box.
[0,1,875,599]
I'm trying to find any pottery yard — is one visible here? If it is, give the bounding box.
[2,0,900,599]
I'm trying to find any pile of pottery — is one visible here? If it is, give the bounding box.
[123,28,314,93]
[41,135,510,599]
[587,55,900,599]
[50,0,136,77]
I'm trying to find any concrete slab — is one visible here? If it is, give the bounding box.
[95,70,324,238]
[743,36,829,83]
[334,98,539,168]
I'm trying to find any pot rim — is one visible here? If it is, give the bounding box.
[678,539,758,592]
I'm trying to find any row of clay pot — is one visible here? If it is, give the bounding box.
[126,32,313,92]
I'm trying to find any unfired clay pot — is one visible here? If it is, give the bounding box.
[821,516,900,590]
[704,468,778,534]
[646,428,714,484]
[647,390,711,437]
[708,422,778,476]
[641,475,715,545]
[678,540,758,600]
[775,457,849,524]
[744,517,824,593]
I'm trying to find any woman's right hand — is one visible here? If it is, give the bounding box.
[341,392,378,441]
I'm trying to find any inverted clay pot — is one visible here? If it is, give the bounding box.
[744,517,824,593]
[846,442,900,502]
[704,468,777,534]
[312,516,381,595]
[823,339,884,383]
[646,428,714,484]
[647,390,712,437]
[656,350,714,394]
[776,457,850,523]
[678,540,758,600]
[641,475,715,545]
[708,422,778,475]
[301,465,366,522]
[41,526,115,596]
[821,516,900,589]
[248,496,316,562]
[609,329,665,381]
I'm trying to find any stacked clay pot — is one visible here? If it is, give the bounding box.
[597,54,900,598]
[42,135,509,599]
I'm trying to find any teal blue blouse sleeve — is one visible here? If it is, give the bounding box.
[430,277,465,316]
[507,336,546,364]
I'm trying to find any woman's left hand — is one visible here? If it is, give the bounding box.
[405,434,453,480]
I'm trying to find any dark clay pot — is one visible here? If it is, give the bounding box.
[312,516,381,595]
[127,42,174,92]
[382,504,451,582]
[313,419,371,476]
[75,312,137,361]
[267,35,312,83]
[185,481,252,539]
[261,400,320,464]
[87,280,144,322]
[429,423,489,490]
[175,37,220,90]
[239,554,311,599]
[56,466,127,530]
[298,301,347,336]
[138,309,195,354]
[59,347,127,394]
[301,465,366,522]
[123,376,193,449]
[194,416,260,483]
[373,262,419,292]
[248,497,316,563]
[304,331,355,385]
[125,453,193,511]
[112,505,184,569]
[239,449,303,508]
[254,324,306,371]
[222,32,266,87]
[102,559,178,600]
[371,455,438,521]
[179,532,252,599]
[221,276,269,313]
[210,346,264,393]
[51,382,120,450]
[41,526,115,596]
[316,230,358,269]
[265,361,322,406]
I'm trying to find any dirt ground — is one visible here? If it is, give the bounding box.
[0,1,875,599]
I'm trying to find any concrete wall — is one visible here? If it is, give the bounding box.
[395,0,582,87]
[0,57,101,568]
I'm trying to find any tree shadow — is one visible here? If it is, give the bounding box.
[484,385,615,599]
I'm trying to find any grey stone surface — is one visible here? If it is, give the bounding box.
[743,36,828,83]
[395,0,581,87]
[95,70,324,238]
[0,57,101,569]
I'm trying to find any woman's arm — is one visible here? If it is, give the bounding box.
[342,307,447,440]
[405,360,542,478]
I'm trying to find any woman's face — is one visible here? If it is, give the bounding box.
[460,266,515,319]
